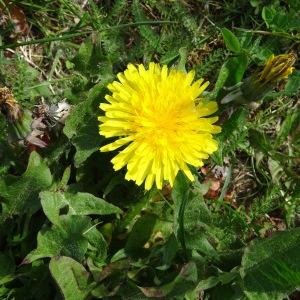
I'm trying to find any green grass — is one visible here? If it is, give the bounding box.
[0,1,300,299]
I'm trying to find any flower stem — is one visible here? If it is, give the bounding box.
[178,194,188,261]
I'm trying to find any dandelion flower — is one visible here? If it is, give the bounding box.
[99,63,221,190]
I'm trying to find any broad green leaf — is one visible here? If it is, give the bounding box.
[172,172,217,257]
[43,135,70,166]
[63,82,108,166]
[125,213,157,258]
[49,256,91,300]
[212,54,248,97]
[196,268,238,291]
[225,54,248,86]
[262,6,275,29]
[262,5,300,32]
[72,117,104,166]
[240,228,300,297]
[162,234,179,267]
[209,283,245,300]
[244,291,285,300]
[13,263,53,299]
[110,249,127,263]
[0,152,52,221]
[138,261,198,298]
[196,276,220,291]
[0,253,15,284]
[25,215,91,263]
[84,227,108,262]
[118,191,153,232]
[0,139,16,178]
[59,166,71,188]
[211,61,230,97]
[195,267,241,300]
[40,190,121,225]
[221,28,241,53]
[89,259,132,298]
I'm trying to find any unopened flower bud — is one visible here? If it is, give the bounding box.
[221,53,296,104]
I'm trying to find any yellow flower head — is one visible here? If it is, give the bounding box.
[258,53,296,84]
[99,63,221,190]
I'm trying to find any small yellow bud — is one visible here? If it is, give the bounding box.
[222,53,297,104]
[258,53,296,84]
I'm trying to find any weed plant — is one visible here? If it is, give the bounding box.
[0,1,299,299]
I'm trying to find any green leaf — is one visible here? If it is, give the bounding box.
[0,253,15,284]
[211,62,230,97]
[225,53,248,86]
[285,71,300,96]
[249,129,272,154]
[25,215,91,263]
[125,213,157,258]
[221,28,241,53]
[59,166,71,188]
[72,118,103,166]
[63,82,108,166]
[162,234,179,267]
[212,54,248,97]
[262,6,276,29]
[138,261,198,298]
[212,107,248,164]
[172,172,217,257]
[195,269,238,296]
[209,283,244,300]
[72,39,94,74]
[84,227,108,262]
[117,191,153,232]
[244,291,285,300]
[177,47,188,72]
[240,228,300,297]
[49,256,91,300]
[0,152,52,221]
[40,190,121,225]
[275,110,300,147]
[72,37,112,78]
[267,158,283,184]
[219,107,249,142]
[0,139,15,178]
[262,5,300,32]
